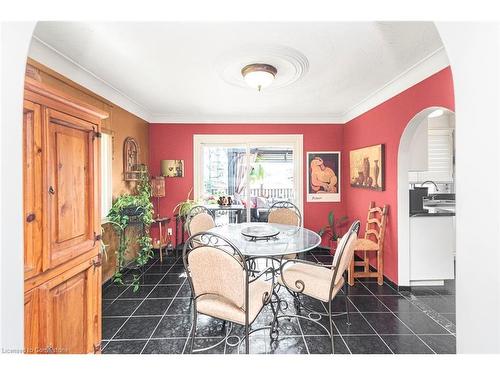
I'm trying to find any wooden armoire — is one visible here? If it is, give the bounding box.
[23,75,108,354]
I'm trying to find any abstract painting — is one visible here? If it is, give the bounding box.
[306,151,341,202]
[349,144,385,191]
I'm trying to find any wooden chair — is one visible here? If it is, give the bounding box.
[348,202,388,286]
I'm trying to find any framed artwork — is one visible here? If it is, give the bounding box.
[306,151,341,202]
[161,159,185,177]
[349,144,385,191]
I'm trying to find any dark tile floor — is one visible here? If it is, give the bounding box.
[101,249,456,354]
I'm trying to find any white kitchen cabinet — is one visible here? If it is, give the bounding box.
[410,215,455,285]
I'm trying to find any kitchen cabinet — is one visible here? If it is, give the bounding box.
[409,215,455,285]
[408,115,454,183]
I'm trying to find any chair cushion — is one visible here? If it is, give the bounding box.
[188,247,245,308]
[355,238,379,251]
[268,208,300,226]
[189,213,215,235]
[196,278,272,325]
[278,262,344,302]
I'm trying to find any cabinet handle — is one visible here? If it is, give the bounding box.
[48,186,55,195]
[26,213,36,223]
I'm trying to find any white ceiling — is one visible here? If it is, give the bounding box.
[30,22,448,123]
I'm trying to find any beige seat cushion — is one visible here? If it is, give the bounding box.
[278,262,344,302]
[355,238,379,251]
[189,212,215,235]
[268,208,300,226]
[196,278,272,325]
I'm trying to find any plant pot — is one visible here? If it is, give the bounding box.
[328,239,338,255]
[121,205,145,217]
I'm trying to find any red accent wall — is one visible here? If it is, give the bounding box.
[149,124,345,246]
[148,67,454,284]
[343,67,455,284]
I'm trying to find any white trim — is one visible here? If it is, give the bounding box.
[29,36,449,125]
[150,113,345,124]
[28,37,151,122]
[193,134,303,218]
[342,47,450,123]
[397,107,454,287]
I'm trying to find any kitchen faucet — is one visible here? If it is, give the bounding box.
[420,180,439,192]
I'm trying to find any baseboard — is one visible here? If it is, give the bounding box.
[353,254,405,291]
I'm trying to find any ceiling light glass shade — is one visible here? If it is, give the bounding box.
[428,109,444,118]
[241,63,277,91]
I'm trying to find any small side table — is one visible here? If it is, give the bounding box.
[152,216,171,263]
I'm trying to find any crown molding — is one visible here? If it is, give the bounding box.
[29,37,449,125]
[28,37,151,122]
[148,113,345,124]
[340,47,450,123]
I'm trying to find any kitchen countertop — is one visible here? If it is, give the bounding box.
[410,206,455,217]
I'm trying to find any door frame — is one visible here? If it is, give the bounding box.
[193,134,304,221]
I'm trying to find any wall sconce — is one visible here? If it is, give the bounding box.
[151,176,166,219]
[161,160,184,177]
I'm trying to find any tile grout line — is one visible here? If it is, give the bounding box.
[345,293,395,354]
[140,260,188,354]
[102,258,161,311]
[319,297,352,355]
[397,287,456,336]
[102,256,182,353]
[101,258,161,351]
[313,251,353,354]
[295,314,311,354]
[357,280,437,354]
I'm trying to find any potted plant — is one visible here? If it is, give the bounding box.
[318,211,348,253]
[106,167,154,291]
[173,188,198,220]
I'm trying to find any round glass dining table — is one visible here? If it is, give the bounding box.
[208,223,321,257]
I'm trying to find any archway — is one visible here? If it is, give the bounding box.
[397,106,455,287]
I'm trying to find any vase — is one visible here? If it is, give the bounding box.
[374,160,380,189]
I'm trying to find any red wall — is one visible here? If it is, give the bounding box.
[343,67,455,284]
[149,124,345,246]
[148,67,454,284]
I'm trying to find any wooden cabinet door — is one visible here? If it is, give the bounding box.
[24,100,44,279]
[39,256,102,354]
[24,288,42,353]
[46,108,100,269]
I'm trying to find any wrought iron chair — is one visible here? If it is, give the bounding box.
[186,205,215,236]
[183,231,273,354]
[267,201,302,260]
[278,220,360,353]
[267,200,302,227]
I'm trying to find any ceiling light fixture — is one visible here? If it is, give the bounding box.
[241,63,277,91]
[428,109,444,118]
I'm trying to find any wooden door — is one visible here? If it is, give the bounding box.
[46,108,100,270]
[39,256,102,354]
[23,100,44,279]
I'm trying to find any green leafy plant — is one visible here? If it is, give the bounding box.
[106,168,154,292]
[318,211,348,242]
[173,188,198,219]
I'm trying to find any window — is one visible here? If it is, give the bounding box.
[100,131,113,220]
[194,134,303,223]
